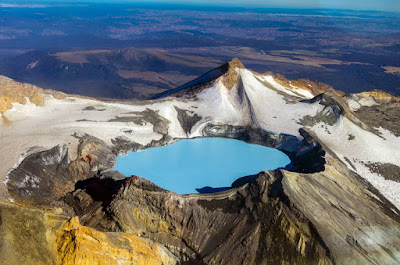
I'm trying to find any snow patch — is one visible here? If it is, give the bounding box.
[289,84,315,99]
[310,118,400,209]
[346,98,362,111]
[358,97,378,108]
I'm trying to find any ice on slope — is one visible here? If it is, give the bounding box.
[346,96,378,111]
[196,69,322,136]
[195,69,323,136]
[239,69,324,135]
[197,81,244,125]
[310,117,400,209]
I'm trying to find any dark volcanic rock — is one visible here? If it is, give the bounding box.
[152,58,244,99]
[355,103,400,137]
[195,186,230,194]
[202,124,326,173]
[64,172,334,265]
[364,162,400,182]
[110,108,170,135]
[6,134,116,213]
[174,106,202,135]
[6,145,72,208]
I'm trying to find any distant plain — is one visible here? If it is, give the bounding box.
[0,2,399,98]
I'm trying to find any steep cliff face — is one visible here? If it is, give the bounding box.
[1,59,400,264]
[283,154,400,264]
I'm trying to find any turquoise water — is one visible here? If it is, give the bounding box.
[114,138,291,194]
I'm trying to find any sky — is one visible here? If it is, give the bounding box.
[126,0,400,12]
[1,0,399,12]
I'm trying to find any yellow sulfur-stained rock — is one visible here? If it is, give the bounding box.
[0,75,67,113]
[57,217,178,265]
[0,202,177,265]
[358,89,393,99]
[221,58,245,90]
[0,202,65,265]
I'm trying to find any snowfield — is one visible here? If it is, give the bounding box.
[310,117,400,209]
[1,67,400,211]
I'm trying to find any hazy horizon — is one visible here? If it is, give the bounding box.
[1,0,400,12]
